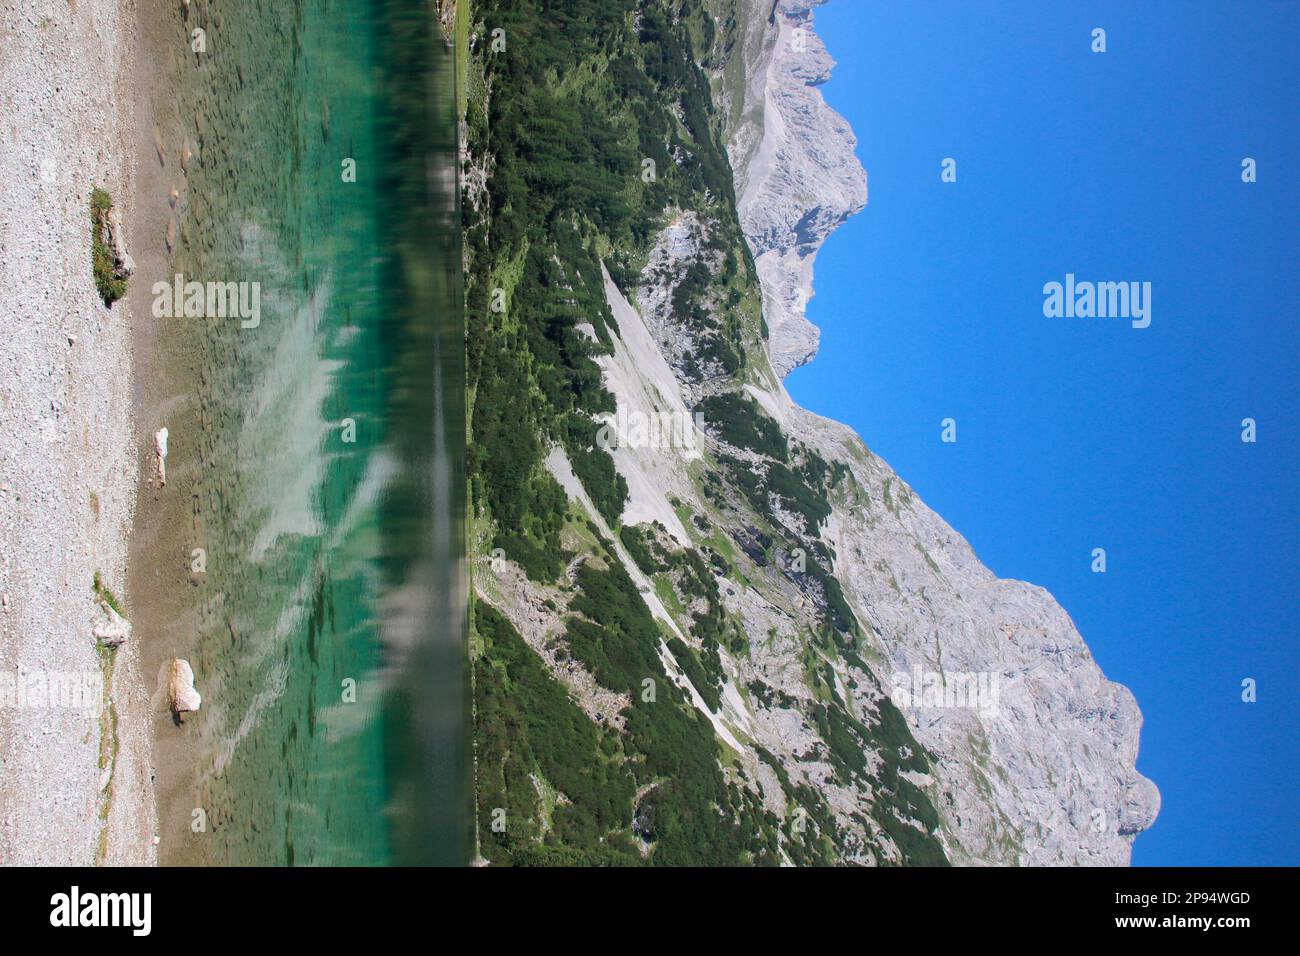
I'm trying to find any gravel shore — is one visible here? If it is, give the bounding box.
[0,0,157,865]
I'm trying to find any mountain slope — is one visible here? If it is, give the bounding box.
[462,0,1158,866]
[719,0,1159,864]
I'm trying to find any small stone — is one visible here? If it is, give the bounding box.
[93,601,130,648]
[154,427,168,486]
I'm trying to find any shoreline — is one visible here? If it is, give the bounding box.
[0,0,157,864]
[123,0,210,866]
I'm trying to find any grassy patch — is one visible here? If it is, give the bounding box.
[92,570,126,619]
[90,187,126,306]
[93,626,120,864]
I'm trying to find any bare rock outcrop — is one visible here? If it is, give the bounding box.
[726,0,867,378]
[787,404,1161,863]
[718,0,1160,864]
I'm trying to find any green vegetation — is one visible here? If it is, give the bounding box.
[562,413,628,527]
[766,461,831,532]
[563,558,779,864]
[618,523,660,575]
[805,553,858,636]
[90,187,126,306]
[464,0,949,867]
[623,521,739,670]
[696,392,788,461]
[883,476,901,515]
[474,602,639,865]
[465,0,761,583]
[92,570,126,619]
[666,635,720,712]
[861,696,950,867]
[754,744,838,865]
[748,679,796,710]
[475,579,779,865]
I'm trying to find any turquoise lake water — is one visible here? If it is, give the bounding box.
[159,0,467,865]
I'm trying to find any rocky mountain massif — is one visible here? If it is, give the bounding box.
[461,0,1158,865]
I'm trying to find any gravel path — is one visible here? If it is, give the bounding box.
[0,0,157,865]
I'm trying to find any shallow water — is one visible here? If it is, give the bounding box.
[142,0,466,865]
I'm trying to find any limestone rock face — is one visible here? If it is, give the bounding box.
[719,0,1160,863]
[468,0,1157,865]
[779,405,1160,863]
[726,0,867,378]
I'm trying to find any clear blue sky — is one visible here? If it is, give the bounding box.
[787,0,1299,865]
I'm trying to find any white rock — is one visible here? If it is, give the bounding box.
[104,205,134,278]
[92,600,131,648]
[168,659,201,717]
[153,427,168,486]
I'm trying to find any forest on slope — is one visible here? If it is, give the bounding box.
[461,0,947,866]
